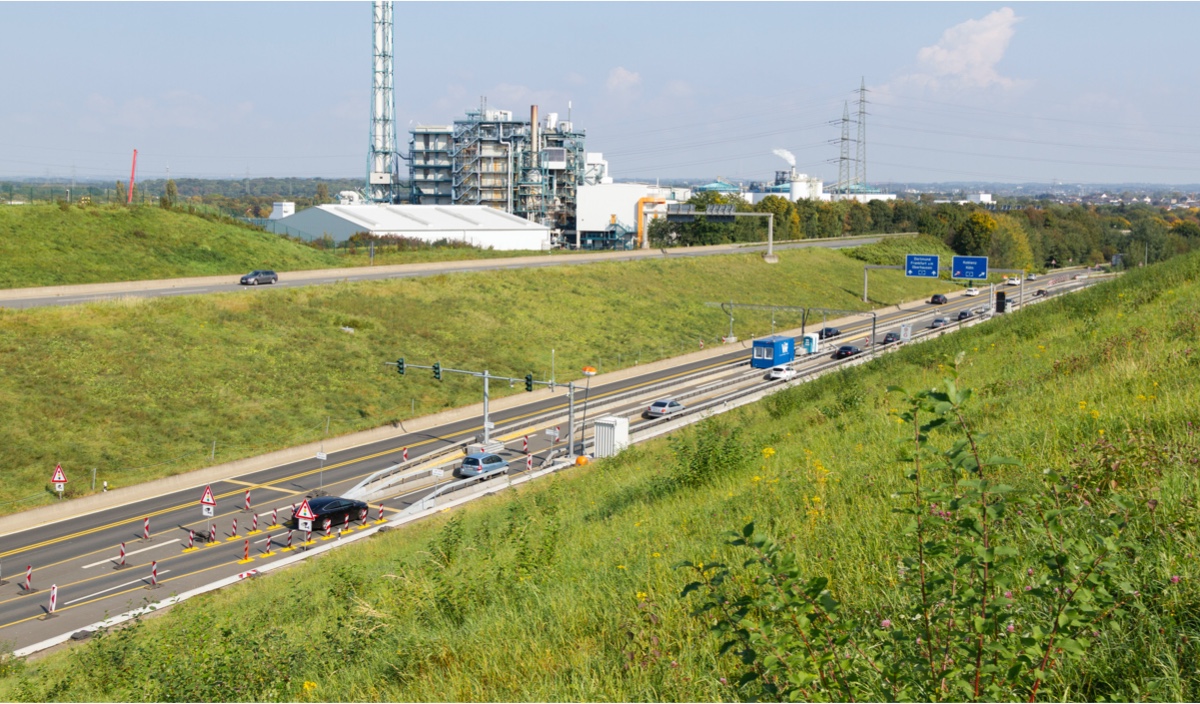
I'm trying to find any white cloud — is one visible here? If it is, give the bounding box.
[906,7,1023,90]
[606,66,642,94]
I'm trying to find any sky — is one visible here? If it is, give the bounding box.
[2,1,1199,186]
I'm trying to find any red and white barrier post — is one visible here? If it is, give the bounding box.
[148,561,159,589]
[270,508,278,527]
[342,513,349,533]
[244,489,251,511]
[209,523,217,544]
[48,584,57,615]
[285,530,293,551]
[523,435,529,452]
[242,539,250,561]
[24,565,33,592]
[377,503,385,522]
[305,529,312,547]
[263,535,273,556]
[359,507,367,525]
[187,530,195,550]
[402,446,409,462]
[142,516,151,541]
[323,517,331,538]
[230,517,238,539]
[527,454,533,471]
[115,542,128,569]
[251,513,259,533]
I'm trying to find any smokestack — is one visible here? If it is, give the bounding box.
[530,105,539,168]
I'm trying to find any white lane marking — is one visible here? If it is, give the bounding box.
[82,538,181,568]
[64,570,172,605]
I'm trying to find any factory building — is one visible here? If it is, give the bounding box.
[745,169,826,204]
[409,102,586,246]
[272,204,551,250]
[575,182,692,250]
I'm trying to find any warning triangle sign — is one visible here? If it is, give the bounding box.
[295,499,316,521]
[200,485,216,506]
[51,464,67,483]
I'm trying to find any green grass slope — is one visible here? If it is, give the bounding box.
[2,253,1197,701]
[0,204,342,287]
[0,246,949,512]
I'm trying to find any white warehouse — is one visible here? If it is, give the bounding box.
[274,204,551,250]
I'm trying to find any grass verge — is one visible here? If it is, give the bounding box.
[1,249,1197,701]
[0,246,950,513]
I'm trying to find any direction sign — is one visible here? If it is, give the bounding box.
[905,254,940,278]
[952,255,989,280]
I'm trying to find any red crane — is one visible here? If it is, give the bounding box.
[127,149,138,204]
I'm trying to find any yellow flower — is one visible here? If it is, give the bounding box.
[636,591,648,600]
[1098,429,1105,436]
[617,565,626,570]
[1090,410,1100,419]
[752,475,762,483]
[1137,394,1147,401]
[303,682,318,693]
[651,552,661,558]
[762,447,776,459]
[1078,401,1087,410]
[811,496,821,503]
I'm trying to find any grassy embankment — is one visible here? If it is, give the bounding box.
[2,249,1197,701]
[0,245,950,513]
[0,204,543,288]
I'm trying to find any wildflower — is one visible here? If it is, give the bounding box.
[1079,401,1087,410]
[880,619,892,629]
[762,447,776,459]
[636,591,648,600]
[617,565,626,570]
[1092,630,1100,637]
[719,677,728,685]
[651,552,661,558]
[1025,586,1033,592]
[1098,429,1105,436]
[1171,575,1181,584]
[811,496,821,503]
[1004,591,1013,599]
[670,660,680,669]
[1091,410,1100,419]
[303,682,318,693]
[752,476,762,483]
[1006,623,1015,633]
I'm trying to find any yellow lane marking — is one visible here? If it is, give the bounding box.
[0,558,244,634]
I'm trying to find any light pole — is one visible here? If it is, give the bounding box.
[578,366,596,456]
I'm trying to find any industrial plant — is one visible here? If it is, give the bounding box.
[269,1,893,250]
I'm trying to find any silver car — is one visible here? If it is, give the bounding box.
[644,399,685,419]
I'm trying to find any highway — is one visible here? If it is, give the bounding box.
[0,275,1095,652]
[0,235,888,310]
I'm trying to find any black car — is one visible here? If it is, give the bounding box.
[833,345,862,359]
[957,309,973,321]
[286,496,369,530]
[930,294,948,305]
[881,331,901,345]
[817,327,842,340]
[240,270,278,285]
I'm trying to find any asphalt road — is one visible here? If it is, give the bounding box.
[0,276,1092,650]
[0,236,885,310]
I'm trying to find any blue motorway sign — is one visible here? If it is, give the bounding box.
[905,254,940,278]
[951,255,989,280]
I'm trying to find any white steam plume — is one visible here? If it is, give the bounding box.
[772,148,796,167]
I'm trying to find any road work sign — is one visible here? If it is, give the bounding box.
[200,485,216,517]
[295,499,316,532]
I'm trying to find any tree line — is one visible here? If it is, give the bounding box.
[647,192,1200,270]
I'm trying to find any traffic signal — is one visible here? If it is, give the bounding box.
[525,373,534,392]
[432,361,442,381]
[396,358,405,375]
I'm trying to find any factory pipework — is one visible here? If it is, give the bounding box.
[636,197,665,249]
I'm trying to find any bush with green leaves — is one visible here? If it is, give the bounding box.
[680,359,1171,701]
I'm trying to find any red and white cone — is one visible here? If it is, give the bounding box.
[230,517,238,538]
[402,446,409,462]
[142,517,150,541]
[244,489,251,511]
[24,565,32,592]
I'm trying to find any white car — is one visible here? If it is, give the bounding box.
[1027,273,1039,281]
[1006,277,1022,286]
[767,365,798,381]
[964,287,981,296]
